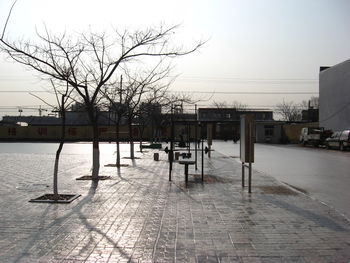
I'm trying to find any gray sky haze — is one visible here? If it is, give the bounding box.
[0,0,349,117]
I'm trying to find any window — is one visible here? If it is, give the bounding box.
[8,128,16,136]
[98,127,107,135]
[68,128,77,136]
[38,127,47,136]
[264,125,274,137]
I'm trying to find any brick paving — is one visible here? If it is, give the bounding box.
[0,143,349,263]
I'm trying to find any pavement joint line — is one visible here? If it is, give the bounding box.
[0,144,349,262]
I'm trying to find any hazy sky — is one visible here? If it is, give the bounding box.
[0,0,350,118]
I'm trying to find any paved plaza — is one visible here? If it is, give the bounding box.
[0,144,350,263]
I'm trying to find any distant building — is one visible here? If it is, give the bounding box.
[2,115,60,126]
[0,119,21,126]
[2,110,127,126]
[198,108,273,122]
[302,108,319,122]
[197,108,283,143]
[1,105,287,143]
[319,59,350,131]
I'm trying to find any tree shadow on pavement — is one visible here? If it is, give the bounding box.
[12,180,137,263]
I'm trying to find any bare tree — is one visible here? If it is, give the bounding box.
[31,80,74,200]
[275,100,302,122]
[212,100,247,110]
[1,1,204,179]
[120,64,172,159]
[301,96,319,109]
[212,101,228,108]
[135,78,187,147]
[100,76,127,167]
[101,66,190,164]
[231,100,248,110]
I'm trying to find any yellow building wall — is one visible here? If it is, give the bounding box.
[0,124,200,141]
[0,125,158,141]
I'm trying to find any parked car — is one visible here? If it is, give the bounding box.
[325,130,350,151]
[299,127,327,147]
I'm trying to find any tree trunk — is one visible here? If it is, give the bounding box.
[139,126,143,153]
[92,122,100,179]
[53,95,66,200]
[139,140,143,153]
[151,122,155,143]
[116,121,120,166]
[53,140,64,200]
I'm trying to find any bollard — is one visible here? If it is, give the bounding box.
[153,152,159,161]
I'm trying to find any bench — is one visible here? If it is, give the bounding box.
[178,158,195,182]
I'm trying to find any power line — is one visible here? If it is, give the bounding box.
[0,90,319,95]
[0,78,36,81]
[176,76,318,84]
[171,91,319,95]
[0,90,48,93]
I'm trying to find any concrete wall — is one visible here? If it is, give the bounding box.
[319,59,350,131]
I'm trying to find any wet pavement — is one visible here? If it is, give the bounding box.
[212,141,350,220]
[0,143,350,262]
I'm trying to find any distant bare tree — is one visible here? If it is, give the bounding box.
[275,100,302,121]
[212,101,228,108]
[231,100,248,110]
[138,83,195,144]
[212,100,247,110]
[301,96,319,109]
[102,63,173,161]
[100,76,127,167]
[1,1,204,179]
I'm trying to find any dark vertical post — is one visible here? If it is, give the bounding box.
[169,106,174,181]
[207,123,212,158]
[195,105,198,170]
[248,122,252,193]
[201,137,204,181]
[248,162,252,193]
[242,162,245,187]
[187,122,190,154]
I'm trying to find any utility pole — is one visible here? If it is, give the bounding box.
[195,104,198,170]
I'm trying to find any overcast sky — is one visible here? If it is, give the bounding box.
[0,0,350,117]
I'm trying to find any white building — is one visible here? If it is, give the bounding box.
[319,59,350,131]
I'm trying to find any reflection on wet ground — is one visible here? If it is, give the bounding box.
[0,142,350,262]
[213,140,350,220]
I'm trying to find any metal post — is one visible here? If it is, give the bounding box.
[242,162,245,187]
[201,138,204,181]
[248,162,252,193]
[195,122,198,170]
[169,106,174,181]
[195,105,198,170]
[207,123,212,158]
[248,122,252,193]
[187,122,190,154]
